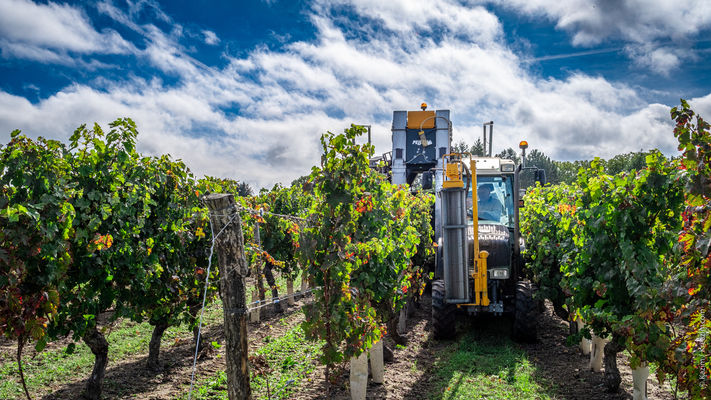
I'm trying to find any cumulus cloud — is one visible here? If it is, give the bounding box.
[494,0,711,45]
[689,92,711,120]
[493,0,711,74]
[315,0,503,43]
[203,30,220,45]
[0,0,705,188]
[0,0,134,63]
[624,44,685,76]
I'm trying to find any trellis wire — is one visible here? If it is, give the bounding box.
[209,203,310,224]
[246,286,318,313]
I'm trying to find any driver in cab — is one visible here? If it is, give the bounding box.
[477,183,504,221]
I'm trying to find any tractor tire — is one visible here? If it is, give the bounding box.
[432,279,456,340]
[512,281,538,343]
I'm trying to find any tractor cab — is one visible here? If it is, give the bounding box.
[465,157,516,228]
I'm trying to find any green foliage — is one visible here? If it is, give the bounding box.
[129,156,218,331]
[253,184,308,281]
[1,119,433,393]
[49,119,156,340]
[519,182,578,315]
[298,125,433,373]
[0,119,238,396]
[552,151,657,187]
[200,176,252,197]
[0,134,74,351]
[664,99,711,397]
[522,150,687,388]
[565,154,684,350]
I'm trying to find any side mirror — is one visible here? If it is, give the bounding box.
[534,169,547,186]
[421,171,433,190]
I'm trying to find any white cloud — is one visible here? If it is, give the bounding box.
[689,92,711,121]
[625,44,685,76]
[203,30,220,45]
[314,0,502,43]
[0,0,134,62]
[493,0,711,74]
[0,0,705,189]
[493,0,711,45]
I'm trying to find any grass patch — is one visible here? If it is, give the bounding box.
[429,323,552,400]
[0,301,224,399]
[180,322,322,400]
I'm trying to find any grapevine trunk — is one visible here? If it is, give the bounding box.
[146,322,169,372]
[603,336,623,392]
[82,326,109,400]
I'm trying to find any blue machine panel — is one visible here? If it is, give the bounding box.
[405,128,437,167]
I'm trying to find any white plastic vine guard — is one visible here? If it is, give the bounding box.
[287,280,295,306]
[577,319,591,355]
[370,340,384,384]
[632,362,649,400]
[589,334,606,372]
[398,308,407,334]
[350,351,368,400]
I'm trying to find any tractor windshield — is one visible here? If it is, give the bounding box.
[467,175,515,228]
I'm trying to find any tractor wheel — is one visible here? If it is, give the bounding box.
[512,281,538,343]
[432,279,456,340]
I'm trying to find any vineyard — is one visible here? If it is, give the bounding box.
[0,101,709,400]
[521,100,711,398]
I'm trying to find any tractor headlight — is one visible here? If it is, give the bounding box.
[489,268,509,279]
[501,164,514,172]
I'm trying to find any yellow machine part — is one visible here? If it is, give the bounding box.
[443,155,490,308]
[473,251,490,306]
[469,159,490,307]
[407,110,435,129]
[442,161,464,188]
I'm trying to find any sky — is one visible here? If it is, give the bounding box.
[1,0,710,189]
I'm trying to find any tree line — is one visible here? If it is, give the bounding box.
[452,137,658,188]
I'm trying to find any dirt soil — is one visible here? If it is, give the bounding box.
[294,296,676,400]
[18,293,676,400]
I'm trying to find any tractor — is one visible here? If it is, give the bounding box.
[377,104,545,342]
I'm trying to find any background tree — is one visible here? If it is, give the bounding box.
[471,138,485,156]
[235,181,254,197]
[451,138,485,156]
[554,160,591,185]
[495,148,520,164]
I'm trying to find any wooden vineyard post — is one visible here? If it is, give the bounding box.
[287,278,295,306]
[205,194,251,400]
[250,288,260,323]
[254,222,266,306]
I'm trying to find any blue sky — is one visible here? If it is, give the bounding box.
[1,0,710,189]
